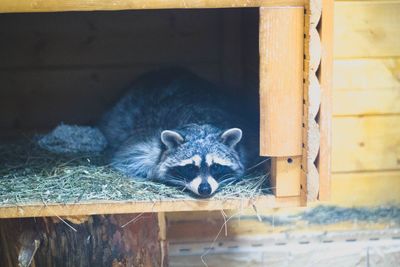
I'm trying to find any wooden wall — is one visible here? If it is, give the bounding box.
[0,9,255,132]
[331,1,400,206]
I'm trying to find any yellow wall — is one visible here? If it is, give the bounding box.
[331,1,400,206]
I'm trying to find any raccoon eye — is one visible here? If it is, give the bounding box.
[169,164,199,180]
[209,164,235,180]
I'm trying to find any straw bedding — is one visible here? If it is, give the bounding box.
[0,137,270,206]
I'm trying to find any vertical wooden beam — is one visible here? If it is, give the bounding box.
[318,0,333,200]
[271,156,302,197]
[259,7,304,197]
[303,0,322,202]
[259,7,304,157]
[158,212,168,267]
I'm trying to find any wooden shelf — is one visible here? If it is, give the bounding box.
[0,0,305,13]
[0,196,301,219]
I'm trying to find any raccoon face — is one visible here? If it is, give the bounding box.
[159,127,244,197]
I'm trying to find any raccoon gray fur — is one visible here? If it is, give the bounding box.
[99,68,260,197]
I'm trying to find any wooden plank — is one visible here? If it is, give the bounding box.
[333,58,400,116]
[332,115,400,173]
[0,0,305,13]
[0,10,220,67]
[334,58,400,92]
[0,195,303,219]
[271,157,302,197]
[334,2,400,58]
[333,89,400,116]
[259,7,304,157]
[331,171,400,206]
[317,0,334,201]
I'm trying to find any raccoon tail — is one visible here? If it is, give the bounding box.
[37,123,108,154]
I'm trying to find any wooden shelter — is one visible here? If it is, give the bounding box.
[0,0,335,266]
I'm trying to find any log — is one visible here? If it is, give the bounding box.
[0,214,167,267]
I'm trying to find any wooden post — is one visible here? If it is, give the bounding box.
[318,0,333,201]
[259,7,304,197]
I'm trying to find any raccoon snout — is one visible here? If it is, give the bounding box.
[187,176,218,197]
[198,183,212,196]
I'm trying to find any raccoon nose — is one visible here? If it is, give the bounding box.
[198,183,212,196]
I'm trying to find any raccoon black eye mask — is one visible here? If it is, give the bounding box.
[157,127,244,197]
[105,123,246,197]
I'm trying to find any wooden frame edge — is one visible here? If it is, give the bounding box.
[317,0,333,200]
[0,196,304,219]
[0,0,306,13]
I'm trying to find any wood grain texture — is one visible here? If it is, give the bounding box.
[259,7,304,157]
[271,156,302,197]
[317,0,334,201]
[332,115,400,173]
[333,58,400,116]
[331,171,400,206]
[0,214,165,267]
[334,2,400,58]
[334,58,400,92]
[0,195,306,219]
[0,0,306,13]
[333,89,400,116]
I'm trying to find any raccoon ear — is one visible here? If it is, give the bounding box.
[221,128,242,148]
[161,130,184,149]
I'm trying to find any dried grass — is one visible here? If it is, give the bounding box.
[0,137,270,206]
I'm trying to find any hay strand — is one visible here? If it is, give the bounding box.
[0,137,270,207]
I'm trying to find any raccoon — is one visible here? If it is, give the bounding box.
[99,68,259,197]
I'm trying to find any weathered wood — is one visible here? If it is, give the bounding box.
[0,214,165,267]
[332,115,400,173]
[334,2,400,58]
[259,7,304,157]
[271,156,302,197]
[0,0,306,13]
[317,0,333,201]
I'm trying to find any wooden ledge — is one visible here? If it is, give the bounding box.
[0,196,302,219]
[0,0,305,13]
